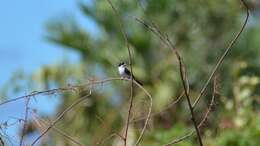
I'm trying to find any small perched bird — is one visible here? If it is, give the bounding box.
[118,62,143,85]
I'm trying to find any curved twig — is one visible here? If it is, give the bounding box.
[96,133,122,146]
[0,87,77,107]
[134,81,152,146]
[30,91,92,146]
[192,0,250,108]
[105,1,135,145]
[32,112,85,146]
[134,13,203,145]
[21,77,151,145]
[164,131,194,146]
[164,76,218,146]
[136,13,203,146]
[0,78,131,107]
[131,91,184,123]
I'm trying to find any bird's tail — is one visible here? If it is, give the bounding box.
[134,78,143,86]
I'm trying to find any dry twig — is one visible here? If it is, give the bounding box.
[8,77,151,145]
[106,0,152,146]
[131,90,184,123]
[30,91,92,146]
[31,112,85,146]
[135,15,203,146]
[19,97,30,146]
[164,76,218,146]
[96,133,123,146]
[192,0,250,108]
[135,0,249,145]
[0,87,77,107]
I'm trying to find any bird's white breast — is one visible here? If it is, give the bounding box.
[118,66,125,76]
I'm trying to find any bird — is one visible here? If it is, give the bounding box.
[118,62,143,85]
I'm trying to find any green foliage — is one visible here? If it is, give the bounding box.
[143,124,194,146]
[206,116,260,146]
[2,0,260,145]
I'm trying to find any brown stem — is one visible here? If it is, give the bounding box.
[192,0,249,108]
[165,76,218,146]
[131,90,184,123]
[105,1,135,145]
[32,112,85,146]
[30,91,92,146]
[177,56,203,146]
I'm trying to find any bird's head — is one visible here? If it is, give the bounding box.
[118,62,126,67]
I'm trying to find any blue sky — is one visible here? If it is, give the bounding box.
[0,0,94,144]
[0,0,96,85]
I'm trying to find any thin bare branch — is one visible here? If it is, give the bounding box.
[0,87,77,107]
[96,133,122,146]
[19,97,30,146]
[134,82,152,146]
[135,14,203,146]
[177,52,203,146]
[21,77,150,145]
[164,131,194,146]
[198,76,217,128]
[131,90,184,123]
[95,114,124,145]
[135,0,249,143]
[105,1,136,146]
[192,0,250,108]
[0,77,150,107]
[164,76,218,146]
[0,130,12,146]
[31,112,85,146]
[30,91,92,146]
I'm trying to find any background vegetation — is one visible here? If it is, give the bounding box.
[1,0,260,146]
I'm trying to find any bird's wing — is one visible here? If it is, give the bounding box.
[125,68,131,76]
[125,68,143,85]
